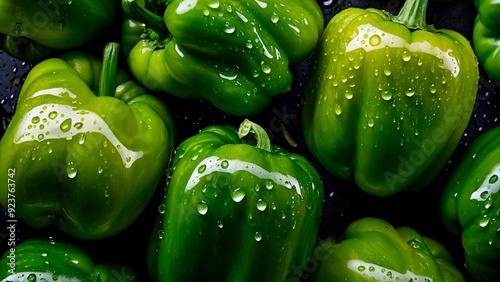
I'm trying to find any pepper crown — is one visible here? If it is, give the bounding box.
[389,0,436,32]
[123,0,171,49]
[238,119,272,153]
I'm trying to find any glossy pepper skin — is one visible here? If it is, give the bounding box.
[121,0,324,116]
[150,119,324,281]
[311,217,465,282]
[0,43,176,240]
[440,126,500,281]
[473,0,500,81]
[301,0,479,196]
[0,238,138,281]
[0,0,120,63]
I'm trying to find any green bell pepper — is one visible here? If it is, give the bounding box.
[0,238,138,281]
[472,0,500,81]
[0,42,177,240]
[121,0,324,116]
[149,119,324,281]
[301,0,479,196]
[0,0,120,63]
[311,217,465,282]
[440,126,500,282]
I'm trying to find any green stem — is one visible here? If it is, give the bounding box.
[390,0,432,30]
[98,42,119,97]
[122,0,168,36]
[238,119,272,152]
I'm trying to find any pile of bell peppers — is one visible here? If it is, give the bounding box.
[0,0,497,281]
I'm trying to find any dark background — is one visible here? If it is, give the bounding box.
[0,0,496,281]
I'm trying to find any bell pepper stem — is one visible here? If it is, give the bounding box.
[390,0,434,31]
[238,119,272,152]
[122,0,168,36]
[98,42,120,97]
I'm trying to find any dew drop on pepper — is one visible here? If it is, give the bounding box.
[256,198,267,211]
[197,201,208,215]
[254,231,262,242]
[231,187,245,202]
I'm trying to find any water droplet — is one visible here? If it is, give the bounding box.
[265,180,274,190]
[429,84,437,94]
[67,166,77,179]
[158,230,164,240]
[368,119,374,127]
[56,19,65,30]
[208,1,220,9]
[401,51,411,62]
[369,34,381,46]
[381,91,392,101]
[13,22,24,35]
[60,118,72,132]
[221,160,229,169]
[74,122,83,130]
[271,14,279,23]
[78,134,85,145]
[218,220,224,228]
[158,203,166,214]
[254,184,260,192]
[27,273,37,282]
[405,89,415,97]
[480,216,490,227]
[197,201,208,215]
[408,239,422,249]
[231,187,246,202]
[32,116,40,124]
[358,265,366,272]
[202,9,210,16]
[345,90,353,100]
[383,69,391,76]
[48,111,58,119]
[489,175,498,184]
[198,164,207,173]
[261,63,271,74]
[245,40,253,49]
[334,104,342,115]
[224,24,235,34]
[254,231,262,242]
[104,189,110,198]
[256,199,267,211]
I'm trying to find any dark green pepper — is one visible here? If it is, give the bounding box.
[0,238,138,281]
[121,0,324,116]
[0,43,177,240]
[311,217,465,282]
[0,0,120,63]
[472,0,500,81]
[441,126,500,281]
[301,0,479,196]
[149,119,324,281]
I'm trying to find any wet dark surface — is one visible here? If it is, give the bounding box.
[0,0,497,280]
